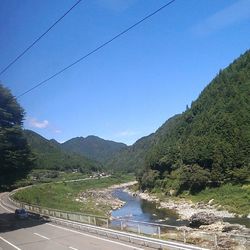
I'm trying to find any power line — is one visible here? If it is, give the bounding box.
[0,0,82,76]
[17,0,176,98]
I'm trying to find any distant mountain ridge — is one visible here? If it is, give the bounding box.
[61,135,127,163]
[105,115,180,172]
[24,130,100,173]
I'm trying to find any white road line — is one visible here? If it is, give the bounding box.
[48,224,144,250]
[0,201,13,213]
[69,247,79,250]
[0,236,22,250]
[33,233,50,240]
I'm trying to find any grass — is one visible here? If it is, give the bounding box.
[185,183,250,216]
[13,174,135,216]
[13,169,89,188]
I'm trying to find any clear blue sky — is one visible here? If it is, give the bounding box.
[0,0,250,145]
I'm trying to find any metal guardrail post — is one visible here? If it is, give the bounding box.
[121,220,123,230]
[106,219,109,228]
[184,229,186,243]
[137,224,140,234]
[158,226,161,239]
[214,233,218,249]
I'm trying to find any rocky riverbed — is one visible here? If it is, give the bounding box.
[124,188,250,249]
[138,191,236,220]
[76,181,137,214]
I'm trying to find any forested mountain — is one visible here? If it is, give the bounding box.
[0,84,33,190]
[24,130,100,173]
[105,133,154,172]
[139,50,250,193]
[105,115,181,172]
[61,136,127,163]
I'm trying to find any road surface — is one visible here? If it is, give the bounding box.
[0,193,149,250]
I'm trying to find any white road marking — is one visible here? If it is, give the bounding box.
[33,233,50,240]
[0,236,22,250]
[0,202,13,213]
[48,224,144,250]
[69,247,79,250]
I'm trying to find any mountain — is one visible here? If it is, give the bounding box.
[138,50,250,193]
[24,130,100,173]
[105,114,181,173]
[105,133,154,173]
[61,135,127,163]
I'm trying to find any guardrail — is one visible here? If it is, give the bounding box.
[50,216,210,250]
[8,191,250,250]
[8,194,108,227]
[2,193,207,250]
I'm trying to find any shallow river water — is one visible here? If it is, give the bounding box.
[111,188,188,226]
[111,188,250,229]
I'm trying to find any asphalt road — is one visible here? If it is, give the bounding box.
[0,193,150,250]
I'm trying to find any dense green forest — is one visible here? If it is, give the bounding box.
[105,133,154,172]
[24,130,100,173]
[138,50,250,194]
[61,135,127,164]
[0,84,33,190]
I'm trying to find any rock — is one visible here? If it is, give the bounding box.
[218,237,238,250]
[77,188,125,212]
[200,221,225,231]
[208,199,214,205]
[222,223,246,232]
[189,212,221,228]
[196,202,206,209]
[169,189,176,196]
[178,226,193,232]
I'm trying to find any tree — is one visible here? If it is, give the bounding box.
[0,84,33,190]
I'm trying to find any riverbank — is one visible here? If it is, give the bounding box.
[77,181,137,213]
[118,186,250,249]
[13,175,135,216]
[138,192,235,220]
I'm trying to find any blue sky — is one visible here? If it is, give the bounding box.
[0,0,250,145]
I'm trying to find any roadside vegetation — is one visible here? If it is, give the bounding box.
[13,174,135,216]
[12,169,90,188]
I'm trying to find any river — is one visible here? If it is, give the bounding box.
[111,188,250,229]
[111,188,188,226]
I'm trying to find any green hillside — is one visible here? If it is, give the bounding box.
[24,130,100,173]
[138,50,250,193]
[61,135,127,164]
[105,115,182,172]
[105,133,154,173]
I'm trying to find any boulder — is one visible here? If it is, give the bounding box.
[208,199,214,205]
[222,223,245,232]
[169,189,176,196]
[189,212,220,228]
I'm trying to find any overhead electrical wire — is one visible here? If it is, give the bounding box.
[17,0,176,98]
[0,0,82,76]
